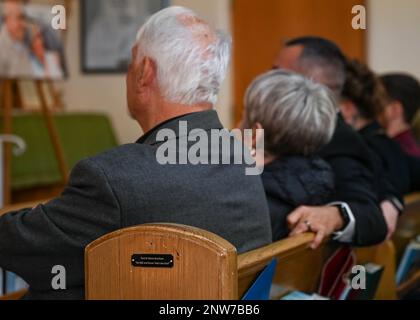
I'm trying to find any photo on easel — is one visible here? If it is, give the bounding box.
[0,0,68,80]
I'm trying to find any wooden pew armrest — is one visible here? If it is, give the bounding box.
[238,233,316,278]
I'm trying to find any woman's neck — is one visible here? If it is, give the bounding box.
[264,153,277,166]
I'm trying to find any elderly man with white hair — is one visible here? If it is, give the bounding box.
[0,7,272,300]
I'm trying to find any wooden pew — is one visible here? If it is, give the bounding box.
[393,192,420,298]
[354,241,397,300]
[240,236,397,300]
[0,197,399,300]
[238,233,335,298]
[85,224,397,300]
[85,224,238,300]
[393,193,420,265]
[0,222,397,300]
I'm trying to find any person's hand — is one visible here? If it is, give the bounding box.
[288,206,344,249]
[380,200,399,240]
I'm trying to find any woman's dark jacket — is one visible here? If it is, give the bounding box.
[261,156,335,241]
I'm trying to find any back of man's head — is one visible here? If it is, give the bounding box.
[284,36,346,96]
[381,73,420,124]
[135,6,231,106]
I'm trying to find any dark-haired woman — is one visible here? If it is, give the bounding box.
[340,59,420,238]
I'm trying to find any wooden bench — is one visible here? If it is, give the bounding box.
[85,223,397,300]
[0,202,399,300]
[394,193,420,263]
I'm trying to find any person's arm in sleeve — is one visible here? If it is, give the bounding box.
[0,158,121,292]
[327,155,387,246]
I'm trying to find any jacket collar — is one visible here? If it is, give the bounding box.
[137,110,224,146]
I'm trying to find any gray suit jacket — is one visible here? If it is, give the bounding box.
[0,110,272,300]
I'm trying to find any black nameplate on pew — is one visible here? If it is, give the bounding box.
[131,254,174,268]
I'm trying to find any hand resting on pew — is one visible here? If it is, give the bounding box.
[288,206,344,249]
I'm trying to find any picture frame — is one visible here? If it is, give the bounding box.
[0,0,68,80]
[81,0,169,74]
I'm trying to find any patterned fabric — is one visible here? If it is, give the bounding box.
[262,156,335,241]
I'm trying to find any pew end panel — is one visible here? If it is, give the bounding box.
[85,224,238,300]
[354,241,397,300]
[394,193,420,298]
[394,195,420,263]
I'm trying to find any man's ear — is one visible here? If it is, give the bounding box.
[135,57,157,93]
[140,57,157,88]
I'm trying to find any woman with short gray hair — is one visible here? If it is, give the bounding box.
[243,70,337,240]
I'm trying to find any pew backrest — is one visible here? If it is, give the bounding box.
[85,224,238,300]
[85,224,397,300]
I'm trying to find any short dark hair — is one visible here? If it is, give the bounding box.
[342,59,388,120]
[285,36,346,95]
[380,73,420,123]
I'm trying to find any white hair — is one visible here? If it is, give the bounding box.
[245,70,337,156]
[135,6,231,106]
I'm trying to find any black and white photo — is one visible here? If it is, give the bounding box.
[81,0,168,73]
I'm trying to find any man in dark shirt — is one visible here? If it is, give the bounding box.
[0,7,272,299]
[273,37,387,248]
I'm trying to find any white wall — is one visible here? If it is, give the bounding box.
[62,0,232,144]
[60,0,419,143]
[368,0,420,80]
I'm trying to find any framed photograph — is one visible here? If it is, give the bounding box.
[0,0,67,80]
[81,0,169,74]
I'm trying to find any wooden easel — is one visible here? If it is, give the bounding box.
[0,79,69,206]
[0,0,74,296]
